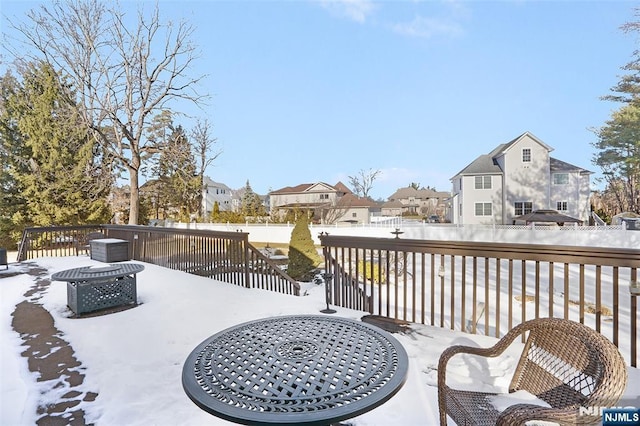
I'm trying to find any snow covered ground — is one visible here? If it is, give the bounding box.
[1,256,638,425]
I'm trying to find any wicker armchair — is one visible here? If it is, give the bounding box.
[438,318,627,425]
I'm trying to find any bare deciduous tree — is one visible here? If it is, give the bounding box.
[348,168,381,198]
[8,0,207,224]
[320,197,351,225]
[191,119,220,218]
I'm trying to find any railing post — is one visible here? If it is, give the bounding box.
[320,273,336,314]
[319,232,336,314]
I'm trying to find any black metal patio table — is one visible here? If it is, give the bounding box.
[51,263,144,315]
[182,315,409,426]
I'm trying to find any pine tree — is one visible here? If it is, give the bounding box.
[593,14,640,214]
[592,104,640,213]
[154,125,201,220]
[1,62,111,227]
[287,212,321,280]
[0,71,28,247]
[241,180,266,219]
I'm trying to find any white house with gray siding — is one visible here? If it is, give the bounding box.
[450,132,592,225]
[202,177,233,216]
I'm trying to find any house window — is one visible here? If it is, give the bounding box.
[557,201,568,211]
[352,212,357,218]
[474,176,492,189]
[475,202,492,216]
[522,148,531,163]
[553,173,569,185]
[515,201,533,216]
[319,194,329,200]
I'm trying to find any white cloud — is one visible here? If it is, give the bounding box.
[391,15,464,39]
[318,0,377,24]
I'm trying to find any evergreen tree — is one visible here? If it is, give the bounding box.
[593,13,640,214]
[145,110,174,178]
[0,71,28,247]
[241,180,266,219]
[287,212,321,280]
[592,104,640,213]
[154,125,201,220]
[211,201,221,221]
[0,62,111,227]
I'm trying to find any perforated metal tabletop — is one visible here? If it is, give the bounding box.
[182,315,408,426]
[51,263,145,282]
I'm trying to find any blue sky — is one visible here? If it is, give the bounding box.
[2,0,638,200]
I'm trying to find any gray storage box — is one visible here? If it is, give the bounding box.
[90,239,129,262]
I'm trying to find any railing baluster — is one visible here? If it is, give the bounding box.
[495,258,501,338]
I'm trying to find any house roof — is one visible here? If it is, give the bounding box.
[453,154,503,177]
[381,200,405,208]
[550,157,592,174]
[333,181,353,194]
[269,182,350,195]
[452,131,566,179]
[388,187,449,201]
[489,131,553,157]
[338,193,380,208]
[512,210,583,225]
[203,177,232,190]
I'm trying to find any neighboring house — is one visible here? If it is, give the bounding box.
[381,187,450,219]
[336,193,381,224]
[380,200,405,217]
[201,177,233,216]
[450,131,592,225]
[269,182,379,224]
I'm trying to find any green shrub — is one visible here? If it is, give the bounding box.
[287,213,321,280]
[358,260,386,284]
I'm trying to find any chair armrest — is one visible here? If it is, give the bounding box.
[437,321,536,426]
[437,325,525,388]
[497,403,579,426]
